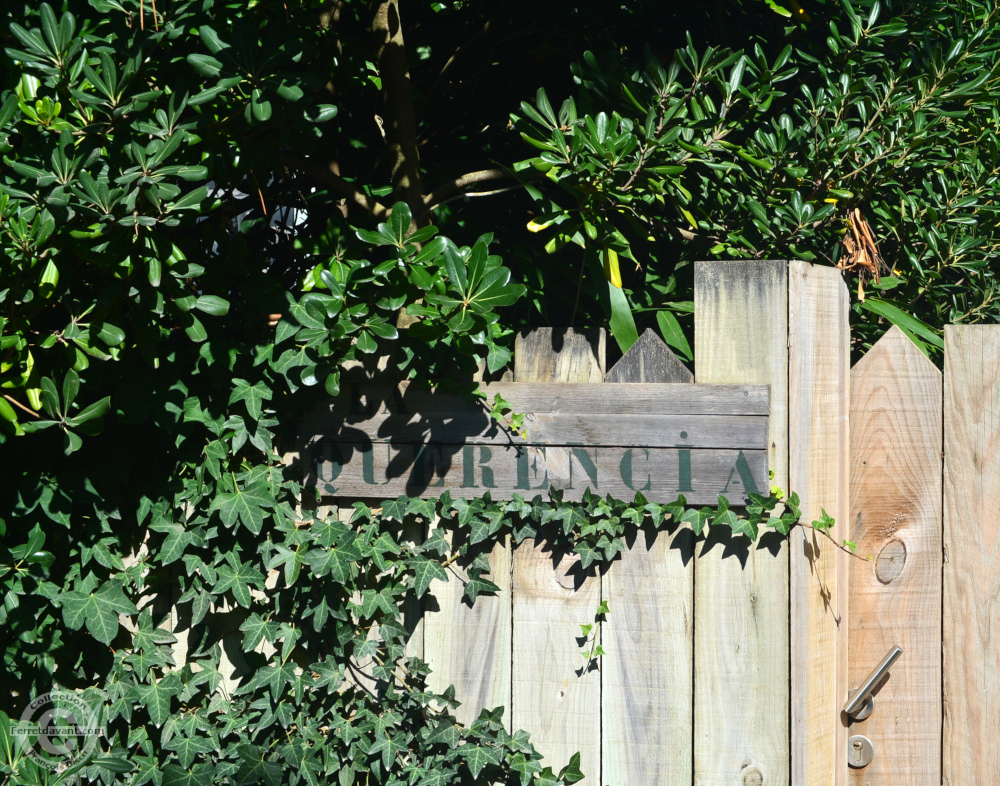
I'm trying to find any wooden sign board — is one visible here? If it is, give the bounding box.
[299,382,770,505]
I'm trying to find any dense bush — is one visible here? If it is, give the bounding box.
[512,0,1000,359]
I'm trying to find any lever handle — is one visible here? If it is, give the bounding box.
[844,645,902,719]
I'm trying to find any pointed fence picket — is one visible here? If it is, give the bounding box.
[601,328,694,786]
[848,326,942,785]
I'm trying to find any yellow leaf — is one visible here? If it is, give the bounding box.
[603,247,622,288]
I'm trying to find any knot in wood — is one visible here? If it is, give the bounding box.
[741,766,764,786]
[875,538,906,584]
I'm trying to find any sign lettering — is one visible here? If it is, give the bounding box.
[299,382,771,505]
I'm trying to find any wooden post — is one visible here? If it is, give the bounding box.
[788,262,851,785]
[511,328,604,779]
[943,325,1000,783]
[601,328,694,786]
[848,326,942,784]
[694,260,789,785]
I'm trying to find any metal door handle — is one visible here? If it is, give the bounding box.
[844,645,902,720]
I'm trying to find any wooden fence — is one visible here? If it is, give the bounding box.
[316,259,1000,785]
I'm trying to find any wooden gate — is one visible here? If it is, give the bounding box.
[315,259,998,785]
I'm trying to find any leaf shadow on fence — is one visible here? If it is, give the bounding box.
[300,381,522,498]
[698,517,785,568]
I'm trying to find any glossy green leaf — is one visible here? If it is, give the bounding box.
[608,282,638,354]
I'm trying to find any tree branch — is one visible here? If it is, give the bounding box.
[421,168,513,211]
[373,0,423,209]
[276,153,388,219]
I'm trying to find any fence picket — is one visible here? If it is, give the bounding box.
[601,328,694,786]
[848,325,942,785]
[943,325,1000,783]
[424,534,512,728]
[693,260,790,785]
[511,328,605,779]
[788,261,851,785]
[424,356,512,728]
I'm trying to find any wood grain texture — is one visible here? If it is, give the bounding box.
[512,328,603,780]
[788,261,851,786]
[602,331,694,786]
[515,327,606,384]
[303,380,769,420]
[307,411,767,449]
[606,327,693,383]
[424,532,512,729]
[694,259,789,786]
[943,325,1000,785]
[849,326,942,786]
[423,360,512,731]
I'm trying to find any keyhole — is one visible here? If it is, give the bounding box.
[853,740,863,764]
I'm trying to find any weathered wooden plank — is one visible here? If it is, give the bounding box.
[311,442,768,504]
[423,354,512,733]
[602,330,693,786]
[304,411,767,449]
[694,259,789,786]
[515,327,606,383]
[424,531,512,728]
[849,325,942,785]
[512,328,603,780]
[606,327,693,383]
[943,325,1000,784]
[306,381,768,419]
[788,261,851,785]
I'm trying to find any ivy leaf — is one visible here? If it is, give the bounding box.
[559,752,585,785]
[359,587,398,619]
[423,719,461,748]
[209,475,275,534]
[59,579,139,644]
[769,513,795,536]
[730,516,759,540]
[266,542,304,586]
[136,672,182,726]
[536,768,561,786]
[381,498,409,522]
[306,546,354,583]
[509,752,543,786]
[230,378,271,421]
[812,508,836,532]
[405,497,437,521]
[164,733,214,769]
[160,764,216,786]
[452,744,500,779]
[679,506,711,536]
[463,572,500,603]
[235,745,283,786]
[213,555,265,608]
[714,508,738,529]
[573,540,599,569]
[408,556,448,598]
[240,612,278,650]
[155,522,198,565]
[370,731,411,770]
[417,768,453,786]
